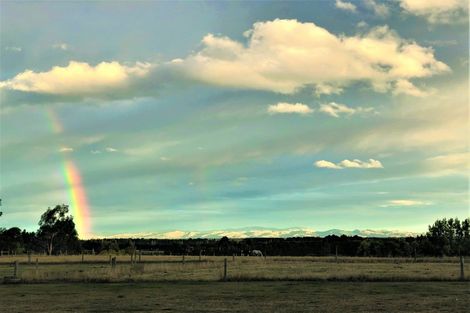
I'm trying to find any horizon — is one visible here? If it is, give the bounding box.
[0,1,469,239]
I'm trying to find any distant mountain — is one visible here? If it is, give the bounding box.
[101,227,418,239]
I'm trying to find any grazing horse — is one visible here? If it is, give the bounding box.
[250,249,263,257]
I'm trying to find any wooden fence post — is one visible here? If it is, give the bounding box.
[13,261,19,278]
[232,254,235,262]
[28,252,32,264]
[335,245,338,263]
[460,255,465,281]
[223,258,227,281]
[111,257,116,270]
[182,254,185,264]
[199,250,202,262]
[35,258,38,272]
[81,253,84,263]
[139,250,142,263]
[109,255,112,265]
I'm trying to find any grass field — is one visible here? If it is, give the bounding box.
[1,281,469,312]
[0,255,468,283]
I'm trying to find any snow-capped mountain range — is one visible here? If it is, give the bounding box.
[100,227,418,239]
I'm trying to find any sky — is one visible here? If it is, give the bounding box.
[0,0,468,238]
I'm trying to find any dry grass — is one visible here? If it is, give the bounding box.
[1,255,468,283]
[0,254,463,264]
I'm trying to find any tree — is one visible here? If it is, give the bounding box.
[426,217,470,256]
[37,204,79,255]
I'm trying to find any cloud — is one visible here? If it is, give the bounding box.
[315,158,383,169]
[0,19,450,105]
[356,21,369,28]
[319,102,375,117]
[363,0,390,17]
[399,0,468,24]
[314,160,343,169]
[173,20,449,96]
[0,61,152,95]
[105,147,118,152]
[5,46,22,52]
[424,152,470,175]
[314,83,344,96]
[268,102,313,115]
[392,79,431,97]
[351,81,468,153]
[335,0,357,12]
[382,200,432,207]
[91,150,102,154]
[339,159,383,168]
[59,147,73,152]
[52,43,69,51]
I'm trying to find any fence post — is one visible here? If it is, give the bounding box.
[335,245,338,263]
[182,254,185,264]
[460,255,465,281]
[139,250,142,263]
[81,253,84,263]
[109,255,112,265]
[130,253,133,264]
[199,250,202,262]
[223,258,227,281]
[232,254,235,262]
[28,252,32,264]
[111,257,116,271]
[35,258,38,272]
[13,261,19,278]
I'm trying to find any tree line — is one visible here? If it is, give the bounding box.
[0,204,469,257]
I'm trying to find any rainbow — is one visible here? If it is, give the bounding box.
[63,159,92,238]
[45,108,92,238]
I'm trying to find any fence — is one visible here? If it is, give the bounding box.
[0,254,467,284]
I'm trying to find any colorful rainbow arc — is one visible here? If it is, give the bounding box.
[46,109,92,238]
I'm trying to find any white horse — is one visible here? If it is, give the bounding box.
[250,249,263,257]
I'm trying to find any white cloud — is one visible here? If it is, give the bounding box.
[52,43,69,50]
[105,147,117,152]
[399,0,468,24]
[352,81,468,153]
[356,21,369,28]
[268,102,313,115]
[0,19,450,102]
[319,102,375,117]
[91,150,102,154]
[5,46,22,52]
[315,158,383,169]
[160,156,170,161]
[0,61,152,95]
[314,83,344,96]
[335,0,357,12]
[363,0,390,17]
[315,160,343,169]
[173,20,448,96]
[382,200,432,207]
[392,79,431,97]
[424,152,470,175]
[59,147,73,152]
[339,159,383,168]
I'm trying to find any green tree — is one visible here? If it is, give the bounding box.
[37,204,79,255]
[427,218,470,256]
